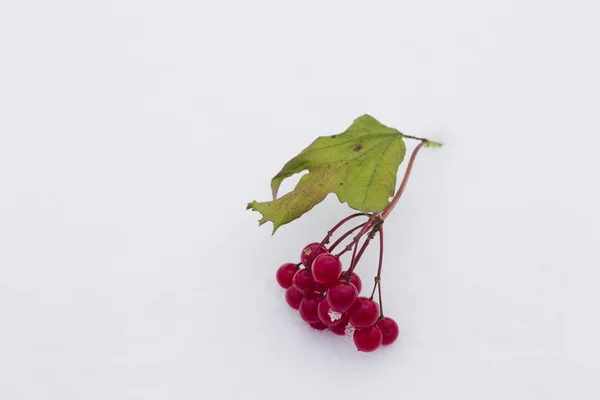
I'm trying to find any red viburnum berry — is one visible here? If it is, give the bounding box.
[309,321,327,331]
[326,281,358,312]
[349,297,379,328]
[276,263,297,289]
[285,286,304,310]
[317,297,346,327]
[329,314,351,336]
[300,242,328,267]
[342,270,362,294]
[353,326,383,352]
[312,254,342,286]
[299,293,322,324]
[377,317,399,346]
[292,269,315,293]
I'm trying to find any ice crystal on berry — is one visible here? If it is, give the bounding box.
[344,323,355,337]
[328,309,342,322]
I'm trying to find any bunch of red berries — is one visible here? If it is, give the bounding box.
[275,213,399,352]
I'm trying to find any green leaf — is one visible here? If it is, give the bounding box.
[248,114,406,233]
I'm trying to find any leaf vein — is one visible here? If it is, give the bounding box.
[361,138,396,207]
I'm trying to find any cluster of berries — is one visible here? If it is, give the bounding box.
[263,132,438,352]
[276,238,399,352]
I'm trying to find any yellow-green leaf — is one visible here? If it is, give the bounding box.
[248,115,406,233]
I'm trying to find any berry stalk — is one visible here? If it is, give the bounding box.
[368,225,385,318]
[329,222,367,253]
[309,212,368,271]
[381,139,428,221]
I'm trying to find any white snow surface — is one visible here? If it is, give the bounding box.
[1,1,599,399]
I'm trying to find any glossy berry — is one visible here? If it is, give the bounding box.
[311,254,342,286]
[353,326,383,352]
[377,317,399,346]
[300,242,328,267]
[317,298,346,327]
[285,286,304,310]
[309,321,327,331]
[342,270,362,294]
[276,263,297,289]
[299,293,322,324]
[292,269,315,293]
[349,297,379,328]
[329,314,350,336]
[326,281,358,312]
[350,274,362,294]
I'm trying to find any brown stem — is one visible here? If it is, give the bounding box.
[310,213,368,271]
[352,238,372,270]
[402,134,430,142]
[349,220,382,272]
[381,140,427,220]
[367,225,385,317]
[328,222,367,252]
[377,280,384,318]
[344,217,383,275]
[326,212,368,237]
[377,224,384,316]
[369,280,377,299]
[347,236,370,276]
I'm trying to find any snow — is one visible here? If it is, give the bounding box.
[1,1,599,399]
[328,309,343,322]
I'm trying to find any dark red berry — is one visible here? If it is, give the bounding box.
[300,242,328,267]
[342,270,362,294]
[309,321,327,330]
[353,326,383,352]
[299,293,322,324]
[285,286,304,310]
[292,269,315,293]
[326,281,358,312]
[314,281,329,294]
[312,254,342,286]
[276,263,297,289]
[349,297,379,328]
[317,298,346,327]
[377,317,399,346]
[329,314,350,336]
